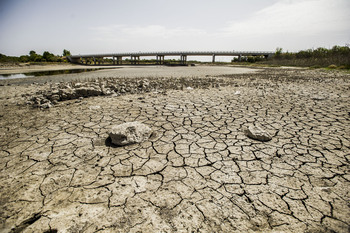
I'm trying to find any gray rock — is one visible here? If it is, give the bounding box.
[244,125,272,142]
[75,87,103,97]
[49,94,60,101]
[59,88,75,100]
[109,122,153,146]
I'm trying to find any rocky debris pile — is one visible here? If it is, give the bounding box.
[109,121,153,146]
[25,76,232,108]
[24,67,350,109]
[244,125,272,142]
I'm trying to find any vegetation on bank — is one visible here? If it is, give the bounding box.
[0,49,71,64]
[271,45,350,69]
[257,45,350,69]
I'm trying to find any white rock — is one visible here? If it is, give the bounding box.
[244,125,272,142]
[74,83,82,88]
[109,122,152,146]
[89,105,101,110]
[40,102,52,109]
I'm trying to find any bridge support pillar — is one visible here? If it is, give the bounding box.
[113,56,115,65]
[238,54,242,62]
[156,55,164,65]
[68,56,80,64]
[130,56,140,65]
[180,55,187,65]
[116,56,122,65]
[212,55,215,63]
[93,57,96,65]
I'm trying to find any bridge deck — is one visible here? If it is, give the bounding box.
[67,51,275,64]
[69,51,274,58]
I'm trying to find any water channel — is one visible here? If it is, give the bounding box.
[0,68,108,79]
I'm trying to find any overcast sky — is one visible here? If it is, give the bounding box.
[0,0,349,56]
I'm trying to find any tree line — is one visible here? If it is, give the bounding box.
[269,45,350,68]
[0,49,71,63]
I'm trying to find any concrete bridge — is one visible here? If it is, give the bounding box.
[67,51,275,65]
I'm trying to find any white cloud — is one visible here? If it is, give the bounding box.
[87,0,350,52]
[220,0,350,38]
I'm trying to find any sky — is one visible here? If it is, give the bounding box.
[0,0,349,57]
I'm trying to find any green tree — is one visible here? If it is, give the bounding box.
[19,55,29,62]
[42,51,56,62]
[0,53,7,62]
[275,47,283,59]
[29,50,42,62]
[29,50,36,56]
[63,49,71,56]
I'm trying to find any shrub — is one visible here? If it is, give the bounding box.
[265,45,350,68]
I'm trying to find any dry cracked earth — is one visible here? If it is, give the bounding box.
[0,67,350,232]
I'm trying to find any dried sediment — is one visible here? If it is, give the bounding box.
[0,67,350,232]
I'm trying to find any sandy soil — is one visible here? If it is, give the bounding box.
[0,66,349,232]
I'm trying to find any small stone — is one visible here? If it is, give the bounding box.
[109,122,152,146]
[244,125,272,142]
[74,83,82,88]
[40,102,52,109]
[312,96,327,101]
[89,105,101,110]
[49,94,60,101]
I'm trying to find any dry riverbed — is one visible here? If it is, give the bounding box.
[0,66,349,232]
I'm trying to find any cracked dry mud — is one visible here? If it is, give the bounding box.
[0,67,350,232]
